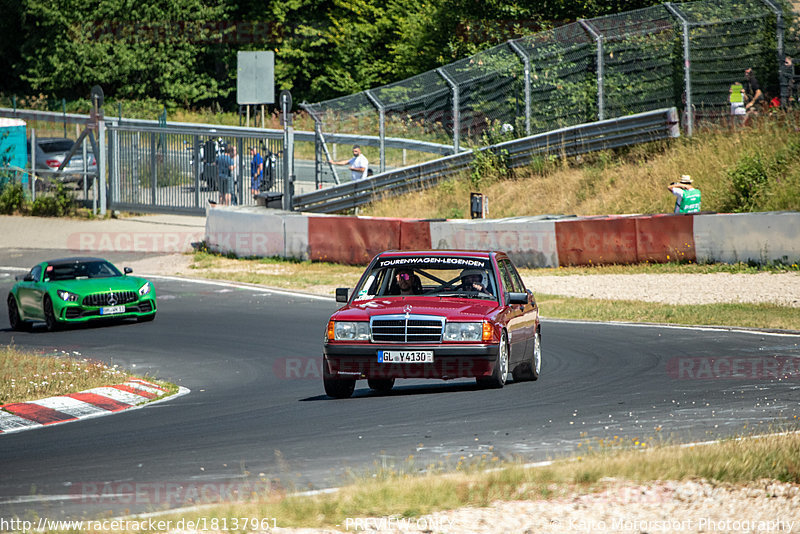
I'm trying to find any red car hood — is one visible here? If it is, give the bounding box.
[334,296,500,321]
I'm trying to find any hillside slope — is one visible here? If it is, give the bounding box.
[362,115,800,219]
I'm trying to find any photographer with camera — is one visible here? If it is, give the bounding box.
[668,175,701,214]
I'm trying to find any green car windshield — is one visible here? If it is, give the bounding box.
[46,261,122,281]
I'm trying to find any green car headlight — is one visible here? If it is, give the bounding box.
[333,321,370,341]
[57,290,79,302]
[139,282,151,296]
[443,322,483,342]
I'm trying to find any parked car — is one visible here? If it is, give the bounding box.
[29,137,97,186]
[322,250,541,398]
[7,257,156,331]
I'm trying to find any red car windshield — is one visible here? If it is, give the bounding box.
[353,256,497,300]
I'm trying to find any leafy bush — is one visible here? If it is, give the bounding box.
[469,146,510,190]
[30,184,74,217]
[0,182,26,214]
[723,153,769,213]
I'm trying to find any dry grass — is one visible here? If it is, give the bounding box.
[362,115,800,219]
[0,346,129,405]
[145,430,800,531]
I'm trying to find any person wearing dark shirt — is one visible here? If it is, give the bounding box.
[216,147,235,206]
[743,68,764,114]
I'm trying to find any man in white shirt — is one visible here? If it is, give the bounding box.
[330,145,369,181]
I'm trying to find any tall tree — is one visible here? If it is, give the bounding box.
[18,0,229,106]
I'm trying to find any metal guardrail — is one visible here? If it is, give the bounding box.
[0,107,91,125]
[0,108,455,156]
[293,108,680,214]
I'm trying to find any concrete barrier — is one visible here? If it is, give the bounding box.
[204,206,800,267]
[205,206,289,258]
[555,214,695,266]
[430,217,559,268]
[308,216,401,265]
[694,212,800,264]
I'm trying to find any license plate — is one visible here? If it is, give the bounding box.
[100,305,126,315]
[378,350,434,363]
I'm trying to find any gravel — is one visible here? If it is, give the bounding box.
[523,272,800,308]
[265,479,800,533]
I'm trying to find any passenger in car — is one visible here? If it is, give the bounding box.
[389,269,422,295]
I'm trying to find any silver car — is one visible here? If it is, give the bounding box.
[29,137,97,187]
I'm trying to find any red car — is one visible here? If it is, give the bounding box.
[323,250,541,398]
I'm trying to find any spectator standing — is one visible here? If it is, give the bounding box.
[667,175,701,214]
[250,146,264,198]
[217,146,235,206]
[330,145,369,181]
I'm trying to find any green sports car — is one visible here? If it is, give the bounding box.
[7,257,157,331]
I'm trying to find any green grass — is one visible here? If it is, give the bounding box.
[537,295,800,331]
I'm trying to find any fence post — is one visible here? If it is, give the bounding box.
[30,128,36,202]
[98,119,107,215]
[665,3,693,137]
[150,132,157,205]
[579,19,605,121]
[508,40,531,136]
[105,127,113,216]
[302,104,342,187]
[193,135,200,208]
[436,67,460,153]
[364,90,385,173]
[761,0,786,105]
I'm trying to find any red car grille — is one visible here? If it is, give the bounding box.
[370,315,444,343]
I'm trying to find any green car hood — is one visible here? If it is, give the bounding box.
[46,276,151,294]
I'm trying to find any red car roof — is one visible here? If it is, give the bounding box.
[376,250,498,259]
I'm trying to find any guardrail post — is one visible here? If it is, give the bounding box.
[436,68,460,154]
[508,40,532,136]
[364,90,386,173]
[579,19,605,121]
[761,0,786,105]
[665,3,693,137]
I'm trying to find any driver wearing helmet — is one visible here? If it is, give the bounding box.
[459,268,489,294]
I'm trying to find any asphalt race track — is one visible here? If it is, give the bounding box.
[1,263,799,519]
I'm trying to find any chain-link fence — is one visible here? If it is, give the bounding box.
[303,0,795,180]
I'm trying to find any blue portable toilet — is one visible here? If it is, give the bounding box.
[0,118,28,188]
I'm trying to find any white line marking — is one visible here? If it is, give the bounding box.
[542,317,800,338]
[145,274,335,301]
